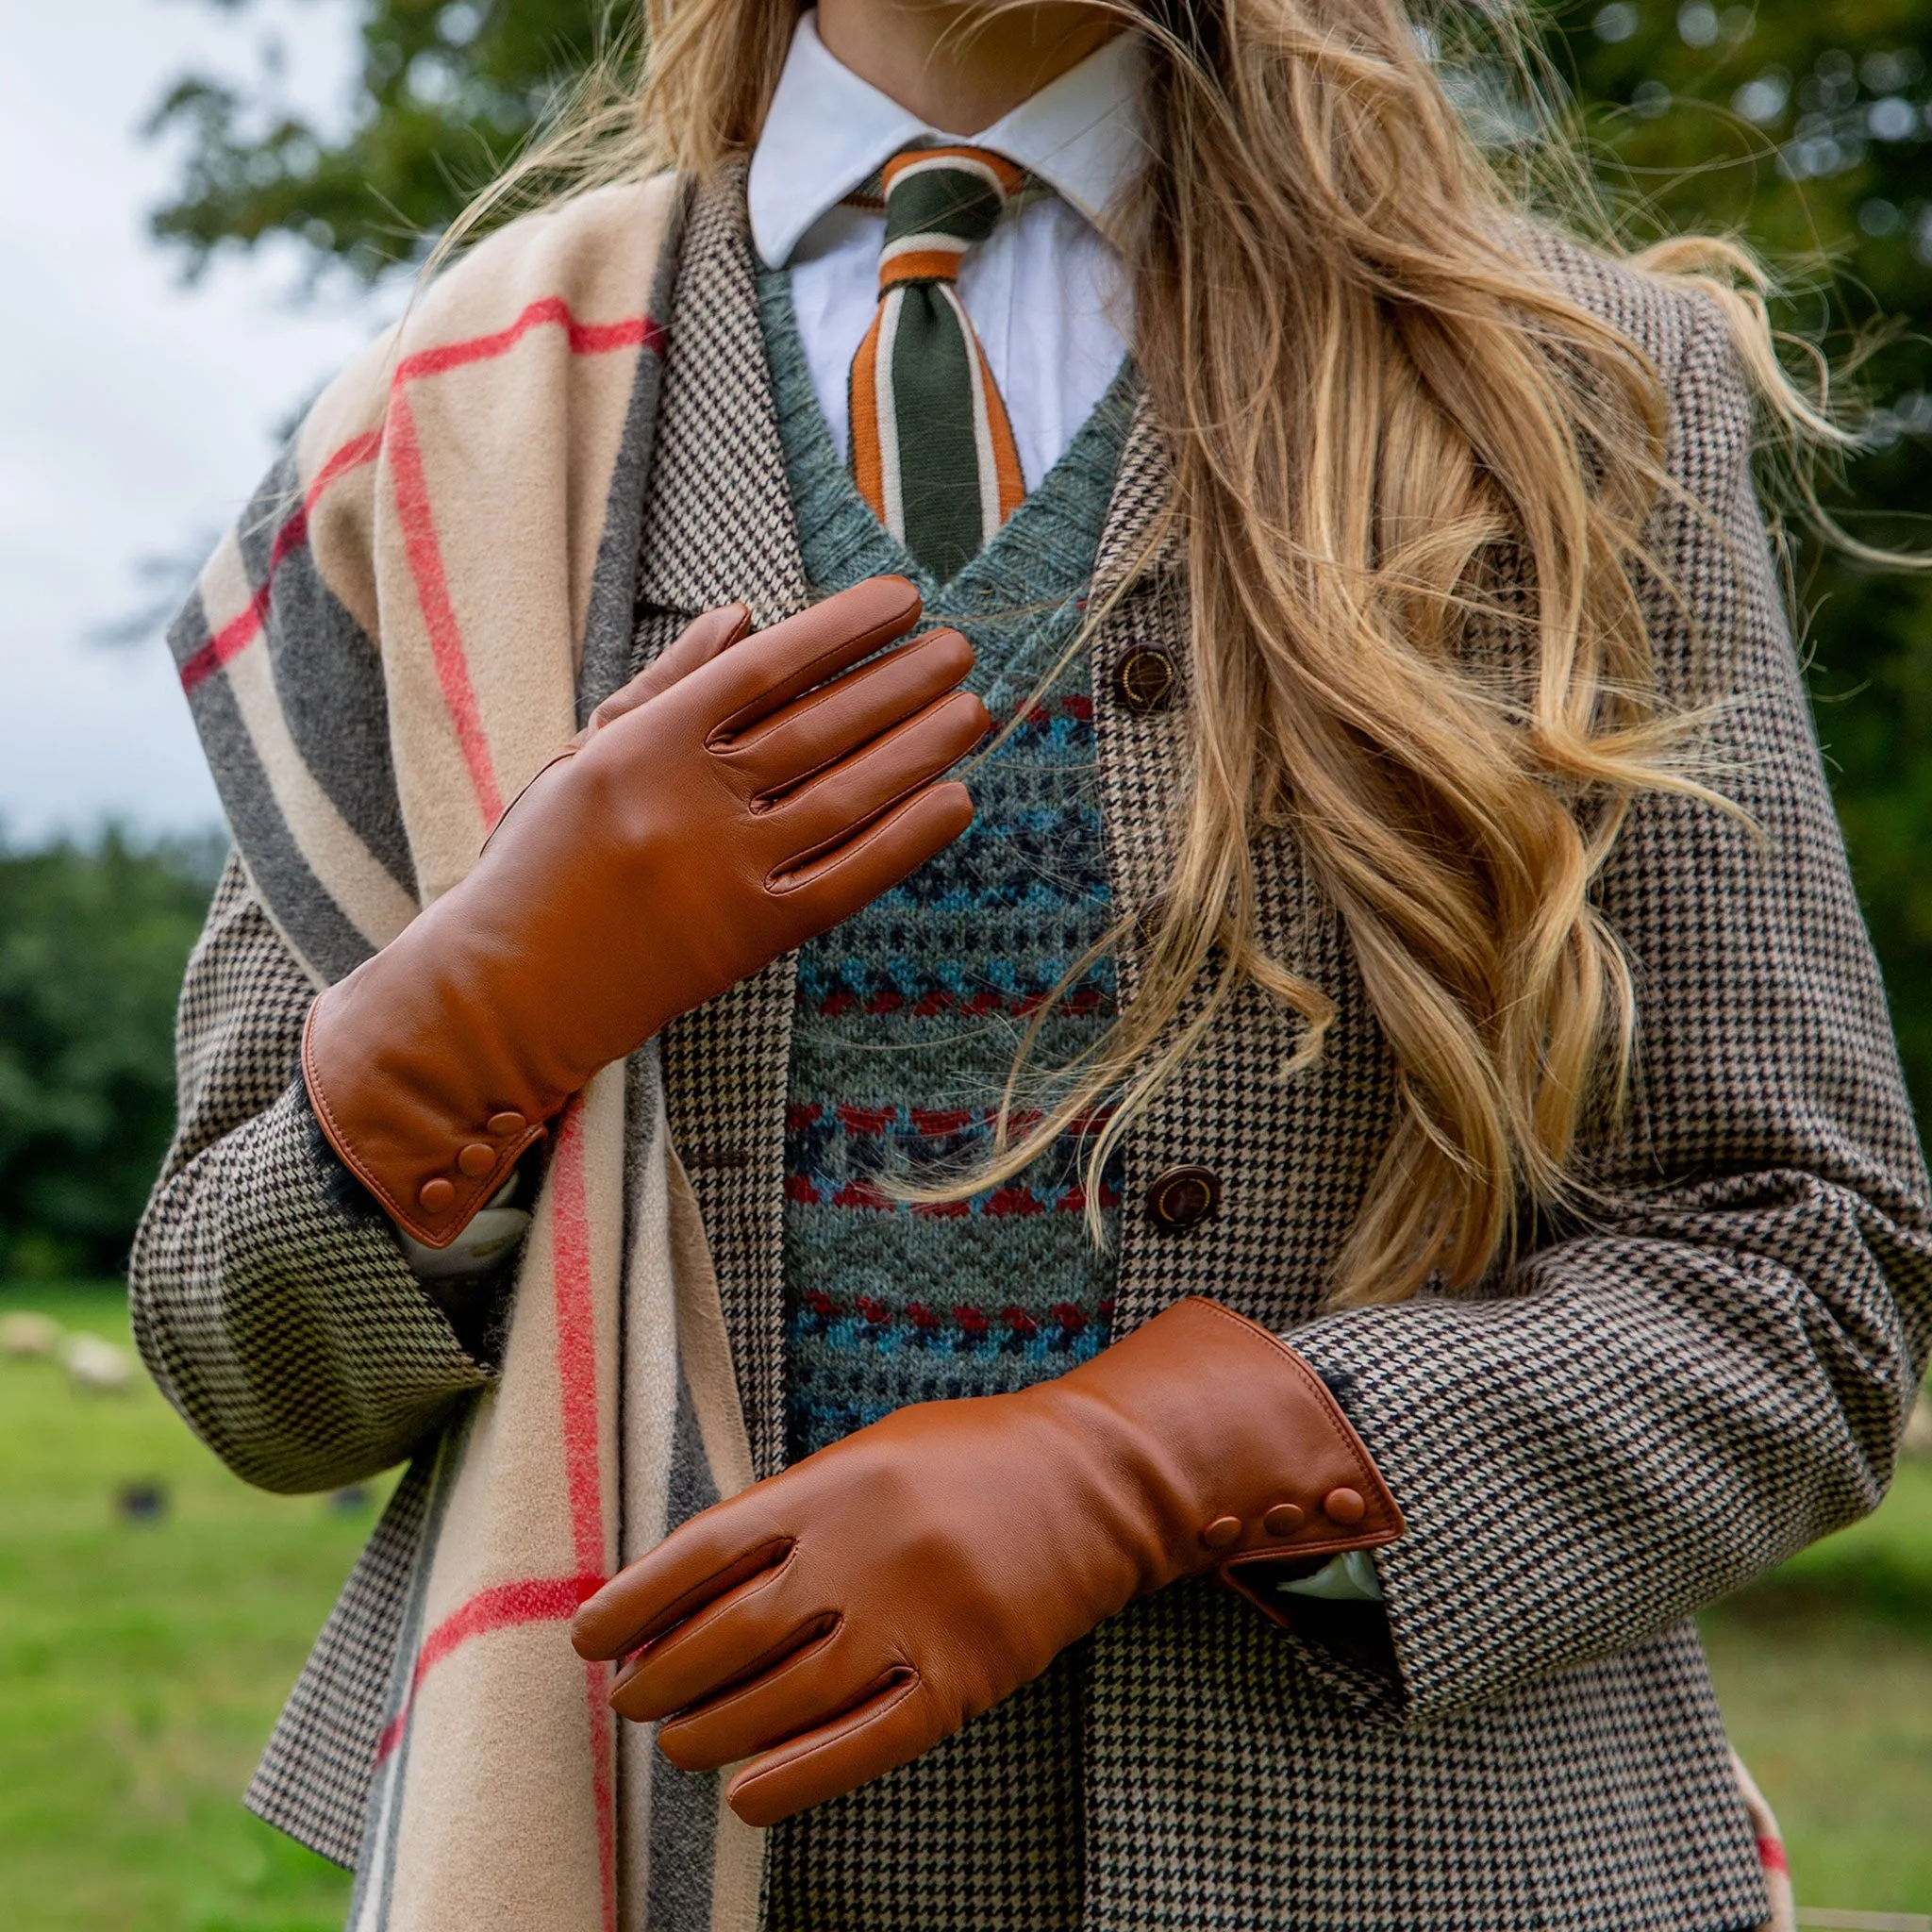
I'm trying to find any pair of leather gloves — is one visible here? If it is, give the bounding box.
[302,576,1402,1828]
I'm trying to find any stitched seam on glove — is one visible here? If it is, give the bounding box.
[725,1667,924,1806]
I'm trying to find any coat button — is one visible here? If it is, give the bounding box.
[1323,1487,1367,1525]
[1146,1164,1220,1230]
[1263,1503,1306,1536]
[418,1178,456,1213]
[488,1110,526,1138]
[457,1142,495,1178]
[1111,646,1177,714]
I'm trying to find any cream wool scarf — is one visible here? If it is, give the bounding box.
[178,173,760,1932]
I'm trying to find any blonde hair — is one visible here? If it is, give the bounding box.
[443,0,1848,1306]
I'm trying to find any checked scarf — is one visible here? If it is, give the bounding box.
[170,175,763,1932]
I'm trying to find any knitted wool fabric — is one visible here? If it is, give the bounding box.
[759,263,1132,1930]
[765,263,1134,1461]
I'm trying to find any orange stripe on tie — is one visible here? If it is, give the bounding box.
[849,310,888,522]
[881,145,1025,200]
[974,333,1026,524]
[881,247,975,288]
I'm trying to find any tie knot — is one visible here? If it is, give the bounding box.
[878,146,1024,289]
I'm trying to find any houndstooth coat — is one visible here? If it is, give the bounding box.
[131,168,1932,1929]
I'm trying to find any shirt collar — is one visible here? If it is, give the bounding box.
[747,10,1148,269]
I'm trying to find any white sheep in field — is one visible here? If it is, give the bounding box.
[61,1332,136,1394]
[0,1311,61,1359]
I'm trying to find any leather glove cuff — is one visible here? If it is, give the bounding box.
[1052,1296,1403,1626]
[302,952,562,1249]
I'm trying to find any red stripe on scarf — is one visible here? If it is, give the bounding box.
[381,383,505,824]
[549,1100,607,1576]
[177,429,383,693]
[375,1571,606,1760]
[582,1654,619,1932]
[396,297,662,382]
[178,298,665,784]
[1756,1835,1790,1875]
[548,1101,619,1931]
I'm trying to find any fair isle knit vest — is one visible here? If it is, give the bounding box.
[758,263,1133,1930]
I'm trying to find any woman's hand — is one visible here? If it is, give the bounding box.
[302,575,987,1244]
[573,1296,1402,1824]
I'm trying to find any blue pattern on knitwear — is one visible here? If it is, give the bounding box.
[759,265,1134,1463]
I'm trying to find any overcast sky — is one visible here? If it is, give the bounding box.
[0,0,400,845]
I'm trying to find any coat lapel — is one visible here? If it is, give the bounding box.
[642,161,806,1479]
[634,159,810,628]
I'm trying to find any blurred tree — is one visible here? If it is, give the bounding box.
[1549,0,1932,1107]
[149,0,607,280]
[146,0,1932,1101]
[0,833,221,1276]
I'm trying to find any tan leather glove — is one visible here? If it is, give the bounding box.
[303,575,987,1246]
[572,1295,1402,1826]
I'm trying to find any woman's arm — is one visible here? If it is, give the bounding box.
[129,853,498,1494]
[1290,297,1932,1718]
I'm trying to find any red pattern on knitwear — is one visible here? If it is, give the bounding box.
[788,1291,1117,1346]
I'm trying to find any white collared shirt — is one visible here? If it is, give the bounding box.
[747,13,1146,491]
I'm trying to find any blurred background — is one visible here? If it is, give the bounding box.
[1,0,1930,1925]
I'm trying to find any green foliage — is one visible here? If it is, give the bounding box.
[0,833,222,1276]
[1553,0,1932,1104]
[149,0,609,279]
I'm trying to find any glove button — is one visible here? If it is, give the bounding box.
[1201,1515,1242,1551]
[418,1178,456,1213]
[488,1110,526,1138]
[1322,1487,1367,1525]
[458,1142,495,1178]
[1263,1503,1306,1535]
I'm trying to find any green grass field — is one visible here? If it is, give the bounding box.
[2,1280,1927,1929]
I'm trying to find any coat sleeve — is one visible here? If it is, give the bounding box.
[128,852,499,1494]
[1289,297,1932,1720]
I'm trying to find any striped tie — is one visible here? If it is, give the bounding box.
[849,146,1027,581]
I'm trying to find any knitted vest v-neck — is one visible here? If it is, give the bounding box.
[759,264,1131,1930]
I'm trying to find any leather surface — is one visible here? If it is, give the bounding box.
[572,1295,1402,1825]
[302,575,987,1244]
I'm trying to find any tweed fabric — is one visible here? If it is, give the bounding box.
[248,1456,439,1867]
[765,1649,1088,1932]
[641,173,1929,1929]
[132,158,1927,1930]
[131,854,496,1494]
